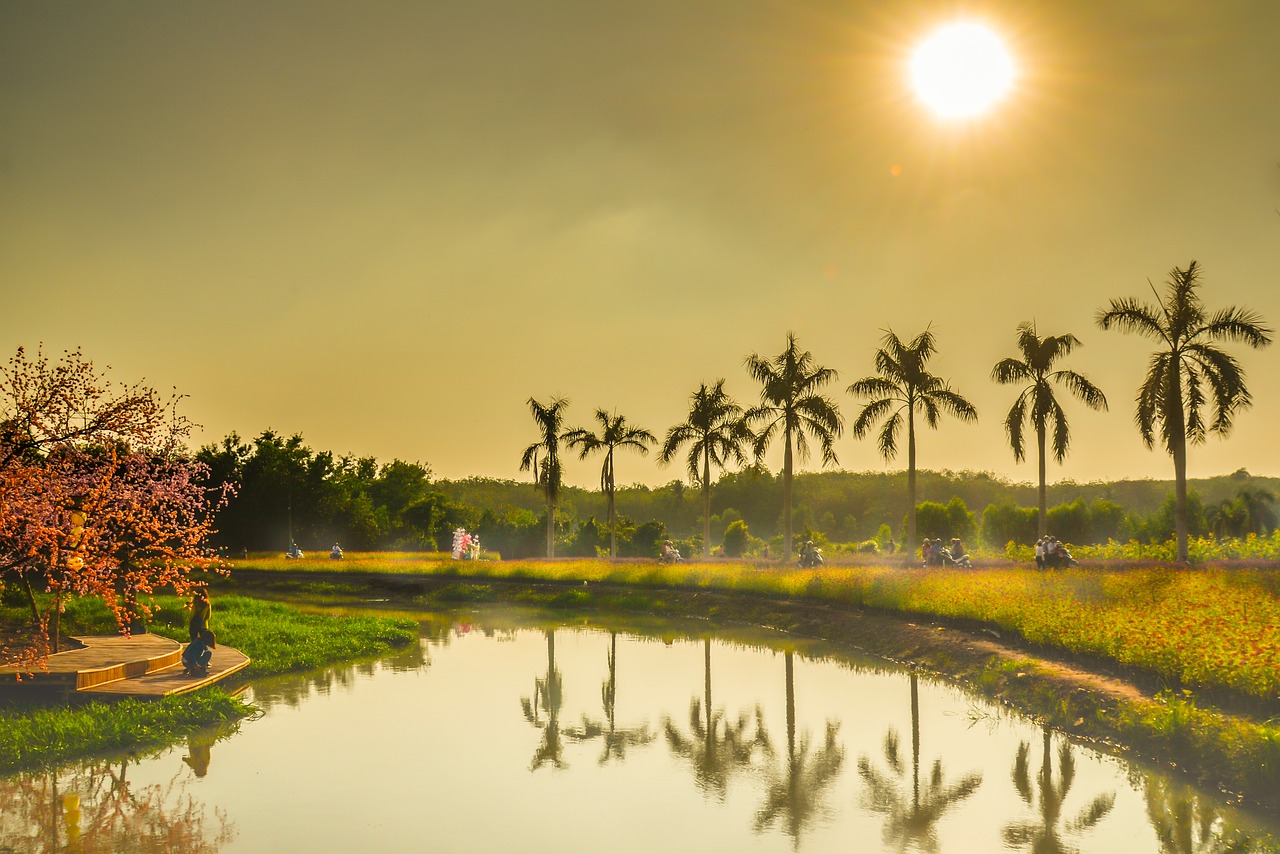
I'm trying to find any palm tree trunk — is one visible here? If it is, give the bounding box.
[1037,424,1048,538]
[783,432,794,562]
[703,450,713,559]
[546,494,555,559]
[1168,364,1190,563]
[910,672,920,812]
[607,456,617,559]
[704,638,712,747]
[785,651,796,772]
[907,407,917,561]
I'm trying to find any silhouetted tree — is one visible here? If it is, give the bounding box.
[660,382,751,559]
[565,410,655,558]
[992,322,1107,538]
[849,329,977,558]
[744,333,843,561]
[519,397,571,558]
[1098,261,1272,561]
[1003,729,1115,853]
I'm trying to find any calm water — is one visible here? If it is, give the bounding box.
[2,607,1277,853]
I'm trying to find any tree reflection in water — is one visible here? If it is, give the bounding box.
[1143,773,1263,853]
[564,631,655,764]
[1003,728,1114,854]
[754,650,845,848]
[520,629,566,770]
[857,672,982,853]
[0,754,235,853]
[664,637,770,800]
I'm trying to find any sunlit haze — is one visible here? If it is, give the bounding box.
[2,2,1278,490]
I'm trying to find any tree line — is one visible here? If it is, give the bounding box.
[520,261,1271,562]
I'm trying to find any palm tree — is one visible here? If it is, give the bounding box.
[743,333,843,562]
[1003,729,1115,853]
[857,673,982,852]
[1097,261,1272,562]
[848,328,977,558]
[564,410,655,558]
[519,396,570,558]
[992,322,1108,538]
[754,651,845,847]
[660,381,752,559]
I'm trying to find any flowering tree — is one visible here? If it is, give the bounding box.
[1,346,227,671]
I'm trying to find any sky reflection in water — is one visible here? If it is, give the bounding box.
[3,610,1276,853]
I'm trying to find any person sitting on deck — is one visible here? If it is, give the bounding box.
[182,590,214,676]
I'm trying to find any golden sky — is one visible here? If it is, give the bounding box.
[2,1,1278,489]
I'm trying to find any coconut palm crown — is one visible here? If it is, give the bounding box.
[1096,261,1271,562]
[848,328,976,558]
[519,395,571,558]
[991,322,1108,537]
[660,380,751,559]
[743,333,843,562]
[564,409,655,558]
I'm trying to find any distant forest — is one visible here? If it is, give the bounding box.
[196,430,1278,559]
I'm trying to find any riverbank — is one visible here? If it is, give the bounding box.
[217,562,1280,814]
[0,596,418,772]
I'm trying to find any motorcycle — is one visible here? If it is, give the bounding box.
[659,547,684,565]
[798,548,824,568]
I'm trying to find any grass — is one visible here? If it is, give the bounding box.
[0,594,419,772]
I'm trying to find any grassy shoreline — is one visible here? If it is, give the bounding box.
[0,596,418,773]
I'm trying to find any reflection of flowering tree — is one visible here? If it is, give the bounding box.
[0,756,235,853]
[857,673,982,853]
[754,651,845,848]
[665,638,769,800]
[520,630,566,770]
[1003,729,1114,854]
[565,631,655,763]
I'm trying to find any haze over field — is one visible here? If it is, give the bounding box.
[2,1,1278,489]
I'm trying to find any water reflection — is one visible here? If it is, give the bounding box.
[857,673,983,852]
[0,753,236,853]
[664,637,770,800]
[564,631,655,764]
[520,630,566,770]
[1003,728,1115,853]
[754,650,846,847]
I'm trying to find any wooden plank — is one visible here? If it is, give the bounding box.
[78,645,250,698]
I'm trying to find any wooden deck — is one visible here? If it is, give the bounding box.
[0,634,250,698]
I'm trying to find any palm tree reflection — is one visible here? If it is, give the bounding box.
[1003,728,1114,853]
[857,673,982,852]
[665,637,770,799]
[1142,773,1265,853]
[755,650,845,847]
[520,629,566,770]
[565,631,655,763]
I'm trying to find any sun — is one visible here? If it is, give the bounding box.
[910,21,1015,119]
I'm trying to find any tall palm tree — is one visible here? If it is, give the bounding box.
[660,381,752,559]
[1097,261,1272,562]
[992,322,1108,538]
[564,410,655,558]
[743,333,843,562]
[848,328,977,558]
[519,396,570,558]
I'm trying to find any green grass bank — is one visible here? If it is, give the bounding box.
[0,595,418,772]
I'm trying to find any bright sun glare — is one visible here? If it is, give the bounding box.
[910,22,1015,119]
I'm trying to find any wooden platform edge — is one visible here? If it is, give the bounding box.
[163,654,252,697]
